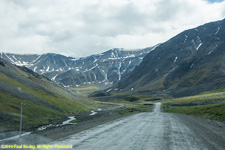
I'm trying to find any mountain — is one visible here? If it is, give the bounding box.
[110,18,225,97]
[0,48,155,88]
[0,58,93,131]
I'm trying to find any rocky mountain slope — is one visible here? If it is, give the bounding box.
[1,48,155,88]
[0,58,93,131]
[111,18,225,97]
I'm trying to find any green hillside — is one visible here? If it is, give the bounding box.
[0,58,94,131]
[163,91,225,122]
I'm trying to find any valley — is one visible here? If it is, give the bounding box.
[1,18,225,149]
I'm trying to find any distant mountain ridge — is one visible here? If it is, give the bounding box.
[110,18,225,97]
[1,47,155,87]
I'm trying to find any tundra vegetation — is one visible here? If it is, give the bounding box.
[163,91,225,122]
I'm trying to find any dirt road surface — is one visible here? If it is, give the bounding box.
[53,102,225,150]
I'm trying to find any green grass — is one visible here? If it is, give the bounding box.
[100,94,162,104]
[163,91,225,107]
[69,119,78,123]
[116,104,153,115]
[0,73,92,113]
[0,91,63,130]
[135,95,162,102]
[32,89,91,113]
[70,85,102,95]
[164,103,225,122]
[163,91,225,122]
[0,72,94,131]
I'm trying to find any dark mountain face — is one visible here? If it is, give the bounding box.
[1,48,154,87]
[113,18,225,97]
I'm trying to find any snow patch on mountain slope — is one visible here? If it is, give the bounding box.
[207,49,214,55]
[215,26,221,34]
[174,57,178,63]
[184,35,188,43]
[196,43,203,50]
[51,74,59,81]
[118,62,122,80]
[34,66,37,72]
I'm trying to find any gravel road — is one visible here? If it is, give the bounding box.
[54,102,225,150]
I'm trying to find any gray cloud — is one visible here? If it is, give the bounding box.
[0,0,225,57]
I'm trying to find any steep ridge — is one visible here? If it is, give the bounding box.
[0,48,154,88]
[112,18,225,97]
[0,58,93,131]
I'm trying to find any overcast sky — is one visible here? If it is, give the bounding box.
[0,0,225,57]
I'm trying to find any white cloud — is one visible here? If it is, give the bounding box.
[0,0,225,57]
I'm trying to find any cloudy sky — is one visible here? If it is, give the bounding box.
[0,0,225,57]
